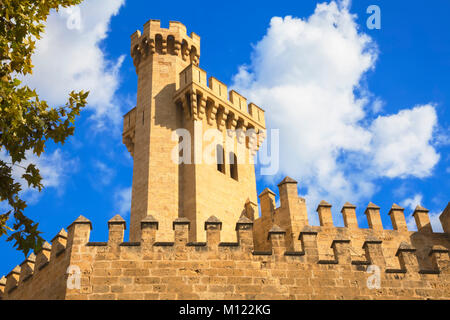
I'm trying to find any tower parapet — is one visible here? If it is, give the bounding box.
[130,20,201,72]
[174,64,266,149]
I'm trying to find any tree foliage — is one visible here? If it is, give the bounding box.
[0,0,88,255]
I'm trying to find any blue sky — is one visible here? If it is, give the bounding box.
[1,0,449,275]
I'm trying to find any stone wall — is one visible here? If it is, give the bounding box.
[1,187,449,300]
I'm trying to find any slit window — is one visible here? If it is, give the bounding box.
[229,152,238,181]
[217,145,225,174]
[155,34,163,54]
[167,35,175,55]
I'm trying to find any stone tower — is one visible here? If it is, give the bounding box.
[123,20,266,243]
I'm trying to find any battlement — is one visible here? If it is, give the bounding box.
[1,178,449,300]
[174,64,266,145]
[259,182,447,234]
[130,20,201,71]
[254,177,450,270]
[123,63,267,158]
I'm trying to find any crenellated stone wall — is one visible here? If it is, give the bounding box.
[1,184,449,300]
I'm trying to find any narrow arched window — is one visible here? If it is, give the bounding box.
[155,34,163,54]
[167,35,175,55]
[181,40,188,60]
[190,46,198,64]
[217,145,225,174]
[229,152,238,181]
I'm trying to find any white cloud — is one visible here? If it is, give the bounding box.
[371,98,385,113]
[433,126,450,147]
[401,194,423,211]
[370,105,439,178]
[21,0,126,130]
[114,187,132,218]
[0,149,78,205]
[92,161,116,186]
[232,1,440,216]
[402,194,423,231]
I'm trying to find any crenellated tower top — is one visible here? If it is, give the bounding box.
[130,20,201,72]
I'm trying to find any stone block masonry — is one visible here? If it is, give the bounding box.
[1,194,449,300]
